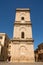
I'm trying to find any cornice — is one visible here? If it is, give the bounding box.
[14,21,32,25]
[16,8,30,12]
[11,39,34,42]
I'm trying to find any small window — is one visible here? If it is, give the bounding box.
[7,45,8,48]
[21,32,24,38]
[21,17,24,20]
[8,56,11,61]
[0,36,2,39]
[5,37,6,41]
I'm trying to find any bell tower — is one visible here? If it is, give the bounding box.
[11,8,35,62]
[13,8,32,39]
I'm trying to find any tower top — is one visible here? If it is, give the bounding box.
[14,8,31,23]
[16,8,30,11]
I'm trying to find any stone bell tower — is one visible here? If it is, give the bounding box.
[11,8,35,62]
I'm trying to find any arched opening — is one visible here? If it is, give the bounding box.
[8,56,11,61]
[21,32,24,38]
[21,17,24,20]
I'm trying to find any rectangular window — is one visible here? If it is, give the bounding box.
[21,32,24,38]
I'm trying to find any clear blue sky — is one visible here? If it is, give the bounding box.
[0,0,43,49]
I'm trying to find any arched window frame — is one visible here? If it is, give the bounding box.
[21,32,24,38]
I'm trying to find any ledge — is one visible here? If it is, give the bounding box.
[11,38,34,42]
[14,22,32,25]
[16,8,30,11]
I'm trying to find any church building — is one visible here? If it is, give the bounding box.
[0,8,35,62]
[10,8,35,62]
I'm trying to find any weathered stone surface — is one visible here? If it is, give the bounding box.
[0,62,43,65]
[10,8,35,62]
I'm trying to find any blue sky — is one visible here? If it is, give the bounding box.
[0,0,43,49]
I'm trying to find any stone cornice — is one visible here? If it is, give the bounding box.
[16,8,30,12]
[11,39,34,42]
[14,21,32,25]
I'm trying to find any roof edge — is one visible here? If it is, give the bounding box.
[16,8,30,11]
